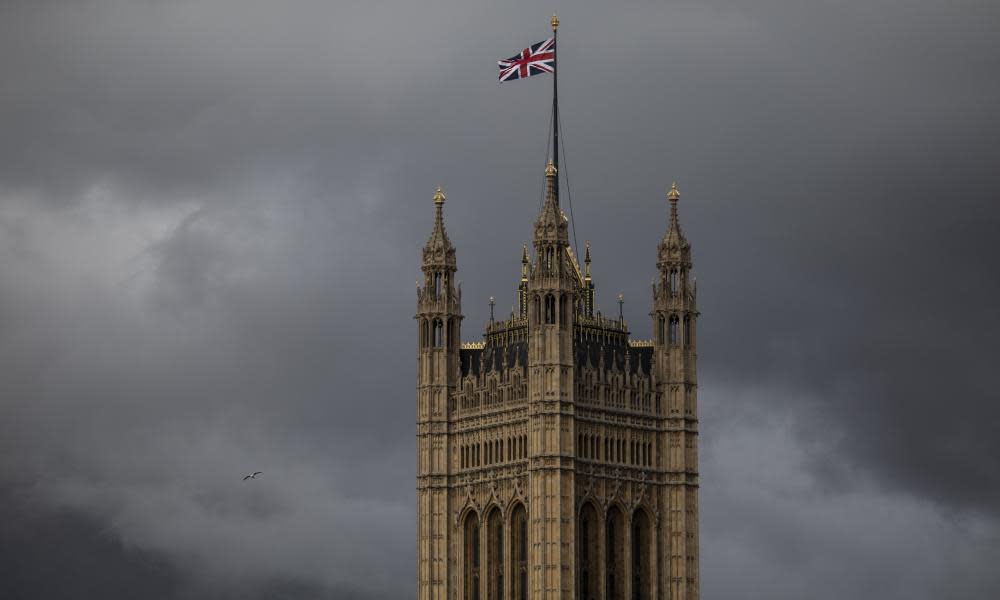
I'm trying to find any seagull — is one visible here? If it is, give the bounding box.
[242,471,262,480]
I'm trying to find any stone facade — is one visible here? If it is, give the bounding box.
[416,170,699,600]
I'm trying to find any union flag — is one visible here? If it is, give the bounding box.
[498,38,555,83]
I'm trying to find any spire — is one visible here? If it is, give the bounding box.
[423,186,456,270]
[657,182,691,270]
[582,240,595,318]
[517,242,531,318]
[665,182,685,244]
[534,162,569,245]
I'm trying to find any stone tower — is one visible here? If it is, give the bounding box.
[416,172,700,600]
[416,186,462,600]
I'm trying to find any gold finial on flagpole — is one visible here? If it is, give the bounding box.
[551,13,559,30]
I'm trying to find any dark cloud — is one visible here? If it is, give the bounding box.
[1,0,999,598]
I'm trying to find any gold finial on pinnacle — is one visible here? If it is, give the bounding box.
[667,182,680,201]
[545,161,557,177]
[551,13,559,30]
[433,185,446,205]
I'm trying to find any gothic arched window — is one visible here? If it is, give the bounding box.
[669,316,680,346]
[579,502,600,600]
[510,504,528,600]
[463,512,480,600]
[606,506,625,600]
[632,509,652,600]
[486,508,504,600]
[433,319,444,348]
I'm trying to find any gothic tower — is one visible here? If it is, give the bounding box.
[416,186,462,600]
[525,163,578,597]
[415,174,700,600]
[649,183,699,599]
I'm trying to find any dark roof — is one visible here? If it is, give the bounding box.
[460,341,528,377]
[576,338,653,376]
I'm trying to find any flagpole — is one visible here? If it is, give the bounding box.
[551,13,560,206]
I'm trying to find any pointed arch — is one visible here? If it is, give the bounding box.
[433,319,444,348]
[579,501,601,600]
[462,510,481,600]
[544,294,556,324]
[606,504,625,600]
[668,315,680,346]
[486,506,504,600]
[631,507,653,600]
[509,502,528,600]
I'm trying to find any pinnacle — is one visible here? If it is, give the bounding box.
[658,181,691,265]
[423,186,455,266]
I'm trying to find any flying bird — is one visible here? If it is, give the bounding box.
[242,471,262,480]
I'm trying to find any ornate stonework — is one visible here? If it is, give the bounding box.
[416,170,700,600]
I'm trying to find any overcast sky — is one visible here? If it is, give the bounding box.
[1,1,999,598]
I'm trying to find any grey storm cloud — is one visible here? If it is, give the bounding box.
[2,1,999,599]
